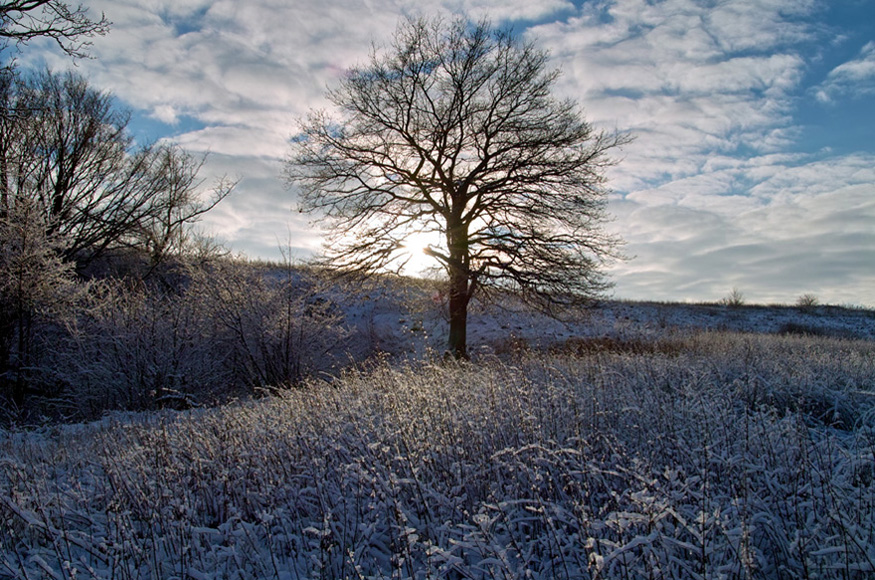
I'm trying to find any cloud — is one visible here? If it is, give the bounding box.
[193,154,323,259]
[76,0,577,153]
[609,153,875,304]
[815,41,875,103]
[151,104,180,124]
[19,0,873,306]
[516,0,875,305]
[443,0,573,22]
[533,0,814,187]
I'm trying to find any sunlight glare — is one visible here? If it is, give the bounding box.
[400,230,443,276]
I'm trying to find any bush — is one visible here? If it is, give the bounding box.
[2,257,350,422]
[186,259,348,390]
[0,200,77,414]
[60,277,232,414]
[720,287,745,307]
[797,293,819,311]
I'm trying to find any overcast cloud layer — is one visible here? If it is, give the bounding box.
[23,0,875,306]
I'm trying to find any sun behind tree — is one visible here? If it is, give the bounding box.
[286,15,629,359]
[400,229,443,277]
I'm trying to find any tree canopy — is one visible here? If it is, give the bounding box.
[287,16,628,358]
[0,69,232,267]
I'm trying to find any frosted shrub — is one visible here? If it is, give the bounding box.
[186,260,348,390]
[1,331,874,578]
[60,278,231,414]
[46,260,349,419]
[0,199,77,414]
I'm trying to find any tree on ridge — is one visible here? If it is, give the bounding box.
[287,16,628,358]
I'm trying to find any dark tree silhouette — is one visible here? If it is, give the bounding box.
[0,69,232,408]
[0,69,233,266]
[287,16,628,358]
[1,0,108,58]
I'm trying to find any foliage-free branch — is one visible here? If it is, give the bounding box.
[288,16,630,357]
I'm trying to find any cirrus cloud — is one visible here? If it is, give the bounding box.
[815,41,875,103]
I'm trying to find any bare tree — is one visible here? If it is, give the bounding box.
[134,144,236,271]
[0,69,232,411]
[286,16,628,358]
[1,0,109,59]
[0,69,232,267]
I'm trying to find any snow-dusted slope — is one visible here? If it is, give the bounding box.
[2,334,874,579]
[337,278,875,358]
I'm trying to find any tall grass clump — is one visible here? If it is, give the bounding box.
[1,331,874,578]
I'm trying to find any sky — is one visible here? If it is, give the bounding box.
[21,0,875,306]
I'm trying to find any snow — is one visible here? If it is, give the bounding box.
[339,277,875,358]
[2,286,874,579]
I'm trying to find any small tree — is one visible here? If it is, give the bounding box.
[721,287,745,308]
[0,196,73,408]
[796,293,819,311]
[0,69,231,413]
[287,16,627,358]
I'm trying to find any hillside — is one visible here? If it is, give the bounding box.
[341,278,875,359]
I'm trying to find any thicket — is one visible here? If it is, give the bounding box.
[1,332,873,578]
[0,65,353,424]
[0,251,351,424]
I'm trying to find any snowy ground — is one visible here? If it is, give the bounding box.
[343,279,875,359]
[1,284,874,579]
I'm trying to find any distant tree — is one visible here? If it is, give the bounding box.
[796,293,819,312]
[1,0,109,59]
[721,287,745,308]
[287,16,628,358]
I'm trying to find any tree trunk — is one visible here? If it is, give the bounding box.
[446,215,470,360]
[447,268,469,359]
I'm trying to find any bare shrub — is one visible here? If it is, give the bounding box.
[60,278,230,414]
[720,287,745,307]
[554,335,688,357]
[186,259,348,390]
[48,258,348,419]
[797,293,820,311]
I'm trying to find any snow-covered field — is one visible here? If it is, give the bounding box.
[347,280,875,358]
[2,295,875,579]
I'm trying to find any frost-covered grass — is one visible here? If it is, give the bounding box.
[2,331,874,579]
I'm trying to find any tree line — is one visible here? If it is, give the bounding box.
[0,71,346,417]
